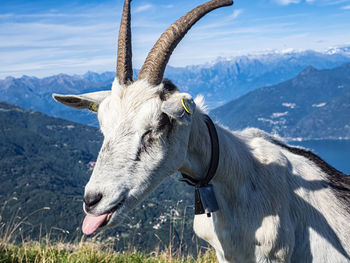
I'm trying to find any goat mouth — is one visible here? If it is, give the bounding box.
[101,196,127,226]
[82,196,127,235]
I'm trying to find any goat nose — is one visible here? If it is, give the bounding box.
[84,193,102,208]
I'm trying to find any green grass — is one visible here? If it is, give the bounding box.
[0,205,218,263]
[0,241,218,263]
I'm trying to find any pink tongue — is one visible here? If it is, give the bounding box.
[82,214,108,235]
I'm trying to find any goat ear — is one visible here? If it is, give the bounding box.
[52,91,111,113]
[161,93,196,125]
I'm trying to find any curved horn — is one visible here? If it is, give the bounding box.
[116,0,133,84]
[138,0,233,86]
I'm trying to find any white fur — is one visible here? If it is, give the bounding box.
[185,120,350,263]
[54,79,350,263]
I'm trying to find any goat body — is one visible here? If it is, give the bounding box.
[185,112,350,262]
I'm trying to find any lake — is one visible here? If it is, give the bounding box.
[289,140,350,174]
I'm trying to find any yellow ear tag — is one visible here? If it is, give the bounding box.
[89,103,98,112]
[181,98,193,115]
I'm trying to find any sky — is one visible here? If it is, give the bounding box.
[0,0,350,78]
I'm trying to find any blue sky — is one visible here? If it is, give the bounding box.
[0,0,350,78]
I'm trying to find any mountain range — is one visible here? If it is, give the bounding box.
[0,74,110,126]
[165,46,350,108]
[1,47,350,127]
[82,46,350,109]
[210,63,350,140]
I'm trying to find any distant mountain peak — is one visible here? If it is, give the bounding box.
[202,46,350,68]
[299,65,318,75]
[82,71,115,83]
[4,76,15,81]
[326,46,350,56]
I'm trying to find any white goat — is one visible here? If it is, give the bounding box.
[53,0,350,262]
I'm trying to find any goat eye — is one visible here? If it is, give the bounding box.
[157,113,171,131]
[141,129,152,143]
[135,129,152,161]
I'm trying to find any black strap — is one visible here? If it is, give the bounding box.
[180,114,220,187]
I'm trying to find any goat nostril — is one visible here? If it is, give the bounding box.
[84,193,103,208]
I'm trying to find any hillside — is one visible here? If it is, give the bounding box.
[0,74,109,126]
[0,101,100,239]
[1,47,350,127]
[0,101,198,254]
[210,63,350,140]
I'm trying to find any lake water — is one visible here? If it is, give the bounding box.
[289,140,350,174]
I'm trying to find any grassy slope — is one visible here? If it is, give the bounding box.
[0,241,218,263]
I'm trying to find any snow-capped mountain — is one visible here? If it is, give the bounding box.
[325,46,350,55]
[1,46,350,128]
[76,46,350,109]
[164,47,350,108]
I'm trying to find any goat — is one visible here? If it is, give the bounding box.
[53,0,350,262]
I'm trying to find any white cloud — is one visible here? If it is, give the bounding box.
[274,0,301,5]
[342,4,350,9]
[229,9,243,20]
[273,0,350,6]
[1,0,350,78]
[134,4,153,14]
[162,4,174,9]
[321,0,350,6]
[0,21,117,78]
[273,0,319,5]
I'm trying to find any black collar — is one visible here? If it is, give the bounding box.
[180,114,220,187]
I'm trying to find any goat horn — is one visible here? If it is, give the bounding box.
[137,0,233,86]
[116,0,133,84]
